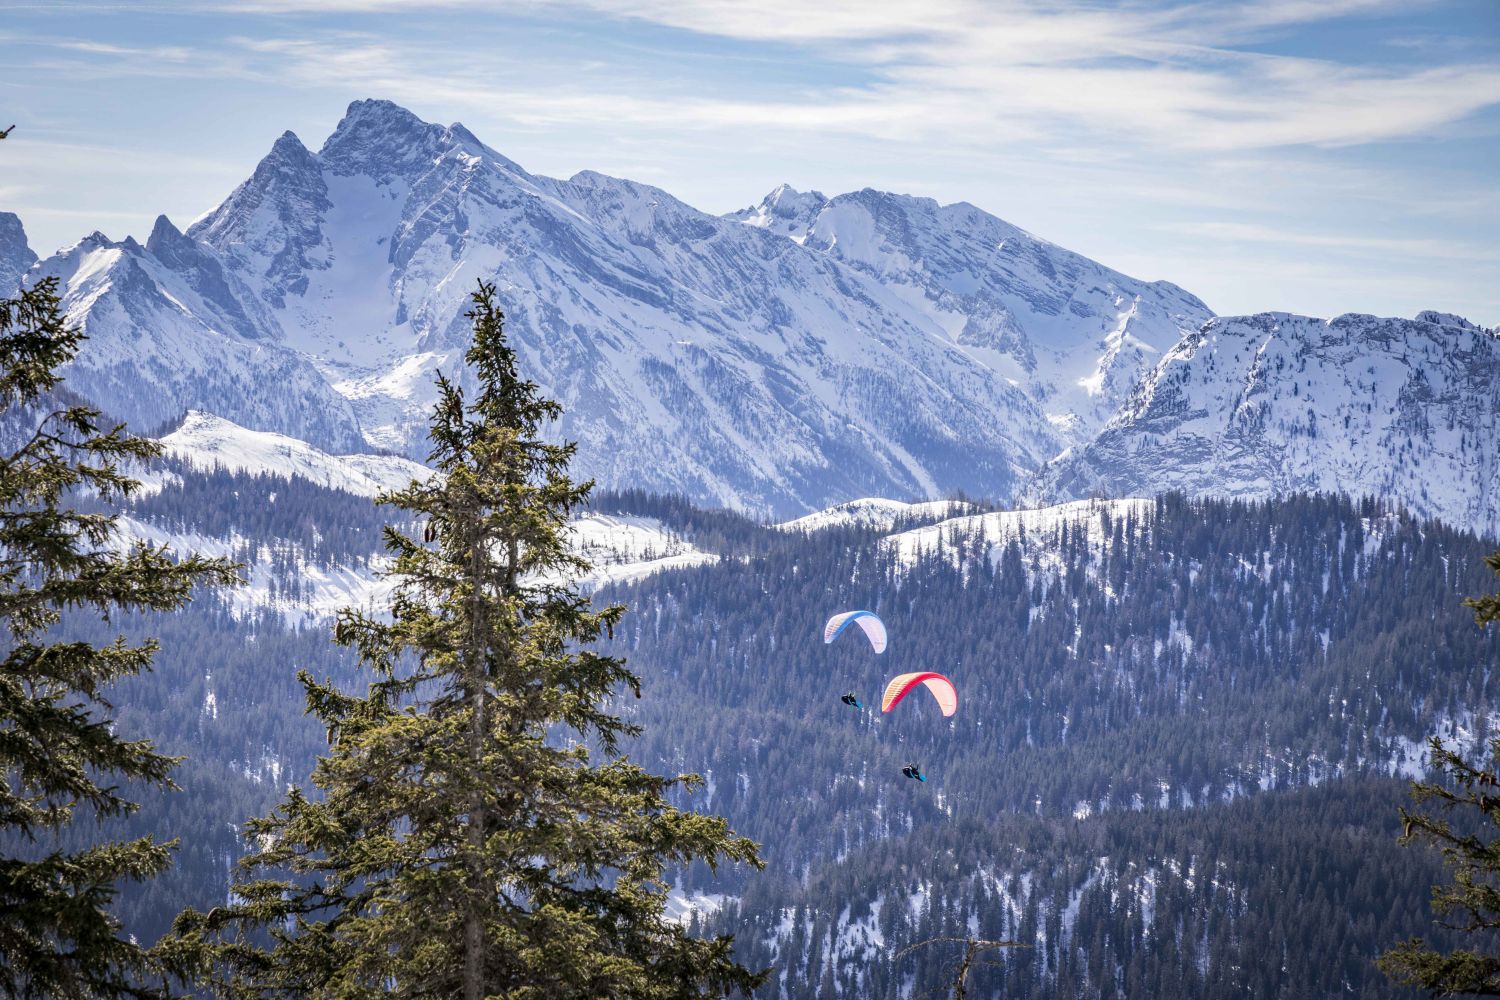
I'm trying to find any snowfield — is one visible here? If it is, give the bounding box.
[882,497,1154,571]
[159,411,430,498]
[775,497,978,533]
[114,504,715,623]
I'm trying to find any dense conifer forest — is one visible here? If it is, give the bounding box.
[21,466,1499,997]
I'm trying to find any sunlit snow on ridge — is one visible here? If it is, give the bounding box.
[882,497,1154,570]
[158,411,430,498]
[775,497,978,533]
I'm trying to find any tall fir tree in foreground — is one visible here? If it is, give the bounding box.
[0,277,239,998]
[1380,551,1500,995]
[172,282,765,998]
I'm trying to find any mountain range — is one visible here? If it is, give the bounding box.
[3,99,1496,532]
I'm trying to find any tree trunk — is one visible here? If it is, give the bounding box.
[463,525,491,1000]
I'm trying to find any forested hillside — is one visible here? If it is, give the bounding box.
[603,491,1498,997]
[26,472,1497,997]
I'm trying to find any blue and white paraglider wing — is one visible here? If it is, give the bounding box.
[823,610,887,654]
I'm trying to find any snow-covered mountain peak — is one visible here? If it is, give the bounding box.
[189,129,330,310]
[0,212,36,292]
[1416,310,1488,333]
[319,98,456,183]
[246,130,322,193]
[144,214,273,344]
[731,184,828,242]
[145,213,184,251]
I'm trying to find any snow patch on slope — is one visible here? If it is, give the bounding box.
[776,497,978,533]
[115,506,712,623]
[115,515,397,625]
[883,497,1153,571]
[563,513,718,589]
[158,411,429,498]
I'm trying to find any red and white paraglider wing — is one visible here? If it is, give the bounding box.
[881,671,957,717]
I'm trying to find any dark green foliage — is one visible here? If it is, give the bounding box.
[597,491,1497,997]
[0,278,239,998]
[1380,553,1500,995]
[169,283,764,998]
[25,418,1500,996]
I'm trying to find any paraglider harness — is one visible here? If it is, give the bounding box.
[902,763,926,782]
[840,692,862,708]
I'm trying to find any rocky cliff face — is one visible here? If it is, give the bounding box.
[1033,310,1500,534]
[0,212,36,292]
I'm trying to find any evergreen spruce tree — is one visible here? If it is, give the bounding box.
[171,282,765,998]
[0,277,239,998]
[1380,551,1500,995]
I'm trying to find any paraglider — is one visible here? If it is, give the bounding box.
[823,610,887,653]
[820,608,955,784]
[881,671,958,717]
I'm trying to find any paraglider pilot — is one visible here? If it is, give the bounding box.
[841,692,862,708]
[902,763,926,782]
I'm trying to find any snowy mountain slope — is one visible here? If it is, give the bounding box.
[116,514,398,626]
[116,498,714,623]
[176,99,1062,514]
[27,227,365,448]
[1032,311,1500,535]
[0,212,35,293]
[883,497,1155,572]
[730,185,1213,442]
[774,497,978,533]
[157,411,429,497]
[562,513,718,589]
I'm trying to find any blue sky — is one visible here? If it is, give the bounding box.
[2,0,1497,323]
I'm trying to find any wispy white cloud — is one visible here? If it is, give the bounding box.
[1158,220,1500,263]
[11,1,1499,154]
[184,0,1500,153]
[2,0,1495,323]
